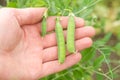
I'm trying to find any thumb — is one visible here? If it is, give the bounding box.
[15,8,47,25]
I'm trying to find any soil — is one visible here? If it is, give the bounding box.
[94,34,120,80]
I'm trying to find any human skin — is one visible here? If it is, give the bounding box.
[0,8,95,80]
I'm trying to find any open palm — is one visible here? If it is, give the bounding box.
[0,8,95,80]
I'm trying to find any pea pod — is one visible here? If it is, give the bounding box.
[55,17,66,64]
[67,13,76,53]
[41,10,48,37]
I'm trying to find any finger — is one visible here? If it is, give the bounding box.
[43,37,92,62]
[39,16,85,32]
[15,8,46,25]
[43,27,95,48]
[40,53,81,78]
[75,37,93,50]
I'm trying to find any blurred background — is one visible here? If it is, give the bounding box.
[0,0,120,80]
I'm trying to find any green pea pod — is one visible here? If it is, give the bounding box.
[41,16,47,36]
[67,13,76,53]
[55,17,66,64]
[41,10,48,37]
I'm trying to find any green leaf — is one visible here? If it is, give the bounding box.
[73,70,82,79]
[7,2,17,7]
[63,74,73,80]
[81,47,96,63]
[17,0,27,8]
[93,55,104,69]
[84,75,93,80]
[96,74,104,80]
[30,0,46,7]
[101,32,112,43]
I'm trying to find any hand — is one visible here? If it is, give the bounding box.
[0,8,95,80]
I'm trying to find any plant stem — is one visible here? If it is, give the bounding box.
[93,46,114,80]
[74,0,102,15]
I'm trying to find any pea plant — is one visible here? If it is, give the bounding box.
[3,0,120,80]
